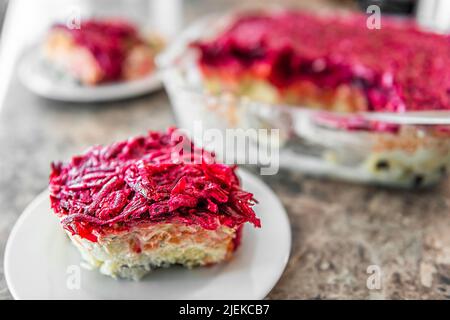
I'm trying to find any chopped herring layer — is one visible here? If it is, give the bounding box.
[193,11,450,113]
[49,128,260,242]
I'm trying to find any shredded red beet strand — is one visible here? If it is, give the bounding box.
[193,11,450,113]
[49,128,260,242]
[53,19,142,81]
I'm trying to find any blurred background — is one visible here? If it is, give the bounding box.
[1,0,450,107]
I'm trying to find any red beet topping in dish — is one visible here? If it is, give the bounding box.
[53,19,142,81]
[49,128,260,242]
[194,11,450,112]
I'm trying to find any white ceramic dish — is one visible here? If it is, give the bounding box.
[18,45,162,102]
[4,169,291,300]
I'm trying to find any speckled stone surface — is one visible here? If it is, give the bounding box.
[1,72,450,300]
[261,171,450,299]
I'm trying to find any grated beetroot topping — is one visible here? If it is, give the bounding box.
[49,128,260,242]
[53,19,143,81]
[194,11,450,112]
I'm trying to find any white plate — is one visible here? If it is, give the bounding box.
[18,46,162,102]
[4,169,291,300]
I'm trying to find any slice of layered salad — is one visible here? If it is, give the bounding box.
[43,18,165,85]
[49,128,260,280]
[191,10,450,187]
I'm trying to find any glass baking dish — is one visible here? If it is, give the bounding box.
[158,13,450,188]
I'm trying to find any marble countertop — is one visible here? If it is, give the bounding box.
[1,73,450,300]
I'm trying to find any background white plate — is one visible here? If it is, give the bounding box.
[4,169,291,300]
[18,46,163,102]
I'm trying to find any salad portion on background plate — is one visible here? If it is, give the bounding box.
[19,17,165,102]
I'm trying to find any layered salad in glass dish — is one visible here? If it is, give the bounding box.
[49,128,260,280]
[43,18,165,85]
[160,9,450,188]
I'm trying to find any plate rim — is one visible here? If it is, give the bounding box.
[4,169,291,300]
[4,190,50,300]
